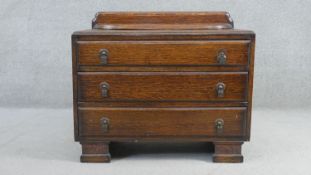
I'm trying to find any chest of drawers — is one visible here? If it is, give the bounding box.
[72,12,255,163]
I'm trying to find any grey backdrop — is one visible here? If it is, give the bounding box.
[1,0,311,108]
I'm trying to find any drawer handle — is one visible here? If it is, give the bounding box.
[216,82,225,97]
[99,49,109,64]
[215,118,224,133]
[217,50,227,64]
[100,117,109,133]
[100,82,110,97]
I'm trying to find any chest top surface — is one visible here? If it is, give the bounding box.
[73,12,255,40]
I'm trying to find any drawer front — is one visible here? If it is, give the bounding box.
[78,107,246,137]
[77,41,250,66]
[78,72,248,102]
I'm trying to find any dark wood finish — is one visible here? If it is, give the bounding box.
[78,107,246,137]
[80,142,111,162]
[72,12,255,163]
[78,72,248,102]
[246,35,256,140]
[78,65,248,72]
[78,41,249,66]
[78,101,248,108]
[213,141,243,163]
[73,29,255,42]
[92,12,234,30]
[73,29,254,39]
[72,35,79,141]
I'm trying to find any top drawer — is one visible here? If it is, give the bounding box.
[77,41,250,66]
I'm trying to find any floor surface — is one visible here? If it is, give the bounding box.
[0,108,310,175]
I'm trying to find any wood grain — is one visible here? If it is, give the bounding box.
[73,29,255,42]
[80,142,111,163]
[78,101,248,108]
[72,11,255,163]
[78,41,249,66]
[213,141,243,163]
[72,35,79,141]
[78,107,246,137]
[78,65,248,72]
[78,72,248,102]
[92,12,234,30]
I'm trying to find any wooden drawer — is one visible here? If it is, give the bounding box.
[78,107,246,137]
[77,41,250,66]
[79,108,246,137]
[78,72,248,102]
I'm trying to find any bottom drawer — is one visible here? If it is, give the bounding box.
[78,107,246,137]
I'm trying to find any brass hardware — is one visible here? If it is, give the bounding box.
[100,117,109,132]
[99,49,109,64]
[217,50,227,64]
[100,82,110,97]
[225,12,234,28]
[216,82,225,97]
[215,118,224,133]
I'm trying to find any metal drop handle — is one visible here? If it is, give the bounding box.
[100,82,110,97]
[100,117,109,133]
[217,50,227,64]
[216,82,225,97]
[99,49,109,64]
[215,118,224,133]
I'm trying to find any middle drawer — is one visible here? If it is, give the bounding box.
[78,72,247,102]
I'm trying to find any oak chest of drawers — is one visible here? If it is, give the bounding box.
[72,12,255,163]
